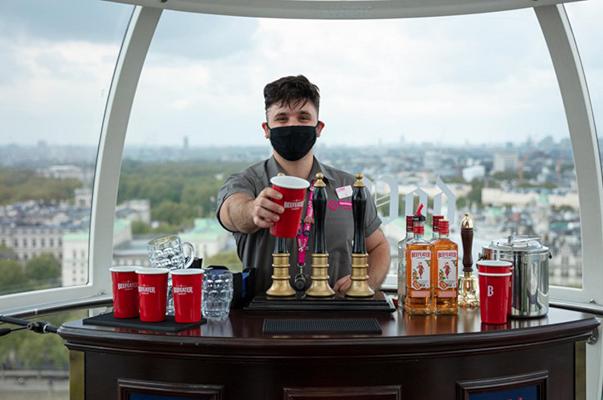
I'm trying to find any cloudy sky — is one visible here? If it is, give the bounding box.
[0,0,601,147]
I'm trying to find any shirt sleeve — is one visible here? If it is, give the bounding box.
[216,171,257,232]
[364,186,382,237]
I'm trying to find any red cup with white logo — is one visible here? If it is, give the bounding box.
[171,269,203,323]
[477,260,513,316]
[136,267,169,322]
[110,266,139,318]
[478,268,512,324]
[269,175,310,238]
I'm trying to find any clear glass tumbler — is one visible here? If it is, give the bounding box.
[202,269,234,321]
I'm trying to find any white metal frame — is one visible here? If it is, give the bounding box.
[535,6,603,399]
[2,1,601,397]
[0,5,162,315]
[109,0,580,19]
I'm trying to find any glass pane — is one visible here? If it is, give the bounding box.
[0,1,132,295]
[565,3,603,166]
[117,8,581,289]
[0,305,110,400]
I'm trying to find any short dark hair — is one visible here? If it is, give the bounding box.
[264,75,320,112]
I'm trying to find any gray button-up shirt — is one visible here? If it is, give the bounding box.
[216,156,381,295]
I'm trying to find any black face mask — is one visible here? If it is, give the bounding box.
[268,125,317,161]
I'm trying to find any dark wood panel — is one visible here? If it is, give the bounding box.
[118,378,223,400]
[58,307,596,400]
[457,371,548,399]
[283,385,401,400]
[83,341,574,400]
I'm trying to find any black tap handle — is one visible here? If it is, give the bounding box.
[352,174,367,254]
[460,213,474,273]
[312,173,327,254]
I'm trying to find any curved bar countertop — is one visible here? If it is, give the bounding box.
[60,306,598,400]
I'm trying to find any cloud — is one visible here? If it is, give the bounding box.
[0,2,601,147]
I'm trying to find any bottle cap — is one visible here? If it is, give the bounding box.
[406,215,414,232]
[432,215,444,232]
[439,219,449,235]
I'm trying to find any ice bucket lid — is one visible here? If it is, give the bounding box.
[485,235,549,254]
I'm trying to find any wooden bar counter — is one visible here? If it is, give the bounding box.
[59,306,598,400]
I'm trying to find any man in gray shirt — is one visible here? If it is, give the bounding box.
[217,75,390,296]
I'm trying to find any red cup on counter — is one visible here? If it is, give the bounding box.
[136,267,169,322]
[478,260,514,316]
[269,175,310,238]
[171,269,203,323]
[110,266,139,318]
[478,269,512,324]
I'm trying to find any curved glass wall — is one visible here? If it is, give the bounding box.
[115,7,583,288]
[565,2,603,167]
[0,1,132,294]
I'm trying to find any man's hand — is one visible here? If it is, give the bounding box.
[220,187,285,234]
[250,187,284,229]
[334,275,352,294]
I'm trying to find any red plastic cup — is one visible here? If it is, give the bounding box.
[136,267,169,322]
[478,260,514,316]
[478,270,512,324]
[171,269,203,323]
[269,175,310,238]
[110,266,139,318]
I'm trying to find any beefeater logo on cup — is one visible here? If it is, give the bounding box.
[173,286,193,294]
[138,285,156,294]
[117,281,137,291]
[284,200,304,209]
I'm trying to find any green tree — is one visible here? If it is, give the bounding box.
[152,201,198,226]
[0,244,17,260]
[25,254,61,287]
[0,259,30,295]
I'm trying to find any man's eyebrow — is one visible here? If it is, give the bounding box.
[273,112,289,118]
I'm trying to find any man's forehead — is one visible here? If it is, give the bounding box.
[268,100,317,115]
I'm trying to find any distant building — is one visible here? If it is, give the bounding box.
[115,199,151,224]
[0,224,63,263]
[462,165,485,182]
[493,151,518,173]
[62,219,132,287]
[75,188,92,208]
[41,165,85,181]
[482,188,579,209]
[181,218,231,261]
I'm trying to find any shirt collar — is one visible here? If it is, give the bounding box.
[267,156,334,184]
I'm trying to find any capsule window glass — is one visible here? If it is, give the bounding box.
[0,0,132,296]
[118,7,582,289]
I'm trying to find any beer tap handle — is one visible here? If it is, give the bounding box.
[312,173,327,254]
[274,236,288,254]
[460,213,474,274]
[352,173,367,254]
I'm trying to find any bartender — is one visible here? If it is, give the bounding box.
[216,75,390,295]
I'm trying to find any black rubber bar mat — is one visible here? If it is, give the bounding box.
[246,291,395,312]
[83,312,205,333]
[263,318,382,335]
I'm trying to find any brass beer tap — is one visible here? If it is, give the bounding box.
[458,213,479,308]
[306,173,335,297]
[345,173,375,298]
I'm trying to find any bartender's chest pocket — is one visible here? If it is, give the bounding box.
[326,206,354,248]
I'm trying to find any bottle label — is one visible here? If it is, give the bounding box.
[437,250,458,293]
[410,250,431,290]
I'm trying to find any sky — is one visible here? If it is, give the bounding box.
[0,0,601,147]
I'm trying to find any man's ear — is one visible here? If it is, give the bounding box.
[316,121,325,138]
[262,122,270,139]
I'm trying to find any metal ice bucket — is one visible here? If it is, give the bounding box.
[481,236,551,318]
